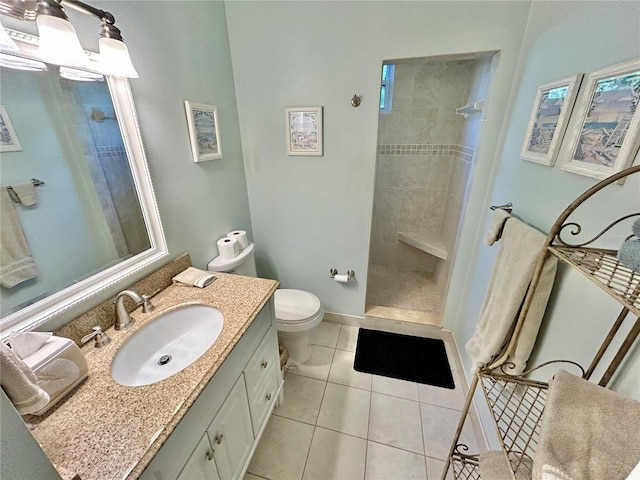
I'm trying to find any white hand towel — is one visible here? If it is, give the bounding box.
[466,218,557,373]
[10,182,37,206]
[485,208,512,246]
[0,342,49,415]
[0,188,37,288]
[172,267,216,288]
[9,331,52,359]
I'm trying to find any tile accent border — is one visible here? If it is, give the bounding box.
[377,143,475,162]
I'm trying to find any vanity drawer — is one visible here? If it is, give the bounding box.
[248,367,279,434]
[244,327,279,399]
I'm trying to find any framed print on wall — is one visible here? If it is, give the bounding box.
[285,106,323,156]
[562,58,640,179]
[520,74,583,166]
[0,105,22,152]
[184,101,222,162]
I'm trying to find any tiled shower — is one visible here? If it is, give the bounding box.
[366,54,497,321]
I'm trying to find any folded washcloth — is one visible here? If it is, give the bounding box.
[632,218,640,238]
[10,182,37,206]
[9,331,52,359]
[485,208,511,246]
[172,267,216,288]
[0,342,49,415]
[617,239,640,272]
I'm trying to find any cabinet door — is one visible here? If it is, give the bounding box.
[207,375,254,479]
[177,433,220,480]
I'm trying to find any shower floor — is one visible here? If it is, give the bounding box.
[366,265,443,322]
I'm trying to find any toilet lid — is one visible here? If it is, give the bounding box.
[274,289,321,323]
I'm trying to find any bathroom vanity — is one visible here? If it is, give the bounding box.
[23,272,280,480]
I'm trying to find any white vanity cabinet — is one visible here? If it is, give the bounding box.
[142,298,282,480]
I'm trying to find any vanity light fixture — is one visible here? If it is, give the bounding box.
[0,0,139,78]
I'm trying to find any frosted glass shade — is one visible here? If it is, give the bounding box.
[36,15,93,69]
[0,26,18,51]
[98,37,139,78]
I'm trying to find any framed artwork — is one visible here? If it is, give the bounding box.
[0,105,22,152]
[184,101,222,162]
[285,106,323,156]
[520,74,583,166]
[562,58,640,179]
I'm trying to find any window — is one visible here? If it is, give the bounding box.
[380,64,395,114]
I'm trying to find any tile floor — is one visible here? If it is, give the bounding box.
[366,265,443,314]
[245,321,483,480]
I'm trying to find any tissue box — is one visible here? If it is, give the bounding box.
[23,336,88,415]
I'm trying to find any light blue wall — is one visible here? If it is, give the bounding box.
[225,0,532,316]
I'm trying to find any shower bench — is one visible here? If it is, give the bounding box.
[397,231,448,261]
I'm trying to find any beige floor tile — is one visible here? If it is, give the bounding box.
[243,473,268,480]
[247,416,314,480]
[368,393,424,454]
[317,383,371,438]
[336,325,360,352]
[417,369,466,410]
[328,349,373,390]
[302,427,367,480]
[372,375,419,401]
[426,456,454,480]
[275,373,326,424]
[309,322,341,348]
[365,441,427,480]
[288,345,335,381]
[420,404,478,460]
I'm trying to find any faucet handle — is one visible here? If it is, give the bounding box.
[81,326,111,348]
[141,288,161,313]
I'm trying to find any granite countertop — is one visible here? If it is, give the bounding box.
[24,272,279,480]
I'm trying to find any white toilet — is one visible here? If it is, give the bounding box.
[208,242,324,364]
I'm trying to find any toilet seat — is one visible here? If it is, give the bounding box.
[274,289,324,333]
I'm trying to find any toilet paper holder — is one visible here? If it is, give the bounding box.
[330,268,355,281]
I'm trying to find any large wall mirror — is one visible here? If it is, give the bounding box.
[0,31,167,340]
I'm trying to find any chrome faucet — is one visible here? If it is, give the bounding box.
[114,289,160,330]
[114,290,143,330]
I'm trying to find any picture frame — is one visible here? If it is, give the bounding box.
[184,101,222,162]
[0,105,22,152]
[520,74,583,166]
[562,58,640,179]
[285,106,323,156]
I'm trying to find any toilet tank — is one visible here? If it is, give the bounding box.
[207,242,257,276]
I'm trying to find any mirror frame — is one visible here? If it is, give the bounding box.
[0,31,168,341]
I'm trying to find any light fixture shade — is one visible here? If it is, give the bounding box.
[36,15,93,69]
[98,37,139,78]
[0,27,19,51]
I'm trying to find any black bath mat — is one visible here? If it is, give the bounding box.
[354,328,455,389]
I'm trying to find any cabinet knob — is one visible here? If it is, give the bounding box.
[205,449,214,461]
[261,360,268,369]
[215,433,224,445]
[265,392,272,401]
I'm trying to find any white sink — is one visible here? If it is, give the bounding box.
[111,305,224,387]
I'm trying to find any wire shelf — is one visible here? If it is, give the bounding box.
[451,452,481,480]
[549,246,640,317]
[478,372,549,480]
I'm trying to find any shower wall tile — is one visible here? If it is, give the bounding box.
[392,64,417,108]
[407,108,439,144]
[440,63,471,108]
[413,64,446,108]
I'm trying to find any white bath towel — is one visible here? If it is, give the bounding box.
[0,342,49,415]
[485,208,512,246]
[10,182,37,206]
[0,188,37,288]
[465,217,557,373]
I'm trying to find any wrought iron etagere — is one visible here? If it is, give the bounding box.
[443,165,640,480]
